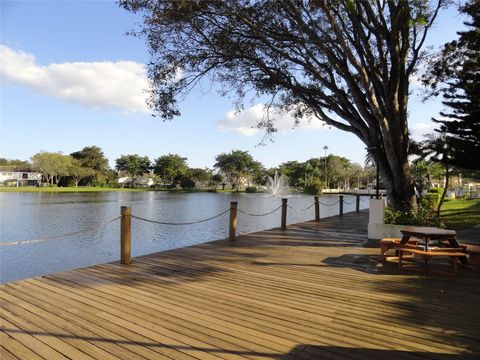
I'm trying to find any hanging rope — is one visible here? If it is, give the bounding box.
[318,200,340,206]
[0,216,121,246]
[287,202,316,212]
[237,204,283,217]
[131,208,230,226]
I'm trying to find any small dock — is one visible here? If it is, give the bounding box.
[1,210,479,359]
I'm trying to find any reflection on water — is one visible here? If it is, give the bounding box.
[0,191,368,283]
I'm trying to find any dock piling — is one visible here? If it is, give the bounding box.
[120,206,132,265]
[281,198,288,230]
[229,201,238,241]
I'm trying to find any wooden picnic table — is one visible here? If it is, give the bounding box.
[400,226,459,251]
[400,226,468,266]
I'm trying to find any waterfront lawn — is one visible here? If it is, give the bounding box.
[0,186,235,193]
[0,186,154,192]
[440,198,480,230]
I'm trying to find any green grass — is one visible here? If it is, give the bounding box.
[0,186,157,193]
[440,198,480,230]
[0,186,239,193]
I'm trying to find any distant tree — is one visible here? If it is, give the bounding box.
[31,151,72,186]
[209,173,224,190]
[187,168,211,188]
[70,146,110,185]
[115,154,151,187]
[214,150,258,190]
[70,146,109,171]
[0,158,32,170]
[120,0,446,211]
[278,161,307,188]
[69,158,95,187]
[347,163,365,189]
[248,161,266,186]
[422,0,480,170]
[153,154,189,187]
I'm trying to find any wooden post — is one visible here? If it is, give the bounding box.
[120,206,131,265]
[339,195,344,216]
[356,194,360,212]
[281,198,288,230]
[314,196,320,222]
[229,201,237,241]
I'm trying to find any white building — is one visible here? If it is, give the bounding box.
[0,167,42,187]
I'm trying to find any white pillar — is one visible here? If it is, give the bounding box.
[368,198,386,240]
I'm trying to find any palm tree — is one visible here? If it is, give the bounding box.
[323,146,328,189]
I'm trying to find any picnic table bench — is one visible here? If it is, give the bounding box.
[397,247,466,276]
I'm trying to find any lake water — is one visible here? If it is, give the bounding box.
[0,191,368,283]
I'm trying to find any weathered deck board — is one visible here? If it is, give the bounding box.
[1,210,479,360]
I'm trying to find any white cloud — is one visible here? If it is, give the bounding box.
[0,44,149,112]
[217,104,326,136]
[410,121,436,139]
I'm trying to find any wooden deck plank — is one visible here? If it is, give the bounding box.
[2,210,480,360]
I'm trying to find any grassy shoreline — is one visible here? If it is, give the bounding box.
[0,186,259,194]
[0,186,221,193]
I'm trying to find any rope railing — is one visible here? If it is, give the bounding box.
[319,200,340,206]
[237,205,283,217]
[287,202,316,212]
[0,216,121,246]
[131,208,230,226]
[1,195,367,264]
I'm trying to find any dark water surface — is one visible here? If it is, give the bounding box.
[0,191,368,283]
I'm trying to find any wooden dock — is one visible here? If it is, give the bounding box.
[1,210,479,359]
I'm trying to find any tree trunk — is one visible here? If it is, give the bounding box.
[436,161,449,218]
[379,152,417,211]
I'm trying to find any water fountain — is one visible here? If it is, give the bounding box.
[267,171,288,196]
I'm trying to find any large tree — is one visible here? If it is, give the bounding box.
[31,151,72,186]
[69,159,96,187]
[214,150,259,190]
[115,154,151,187]
[153,154,189,187]
[70,146,110,184]
[422,0,480,170]
[120,0,445,210]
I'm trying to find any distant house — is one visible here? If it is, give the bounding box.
[0,166,42,187]
[118,173,155,188]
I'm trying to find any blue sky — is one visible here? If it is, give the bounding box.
[0,0,466,170]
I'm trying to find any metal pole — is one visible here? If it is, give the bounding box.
[314,196,320,221]
[339,195,344,216]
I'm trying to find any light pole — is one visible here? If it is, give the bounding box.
[366,146,380,199]
[323,145,328,190]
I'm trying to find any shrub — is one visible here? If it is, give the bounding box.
[428,187,445,197]
[304,179,324,195]
[420,192,441,212]
[384,207,444,228]
[245,186,257,193]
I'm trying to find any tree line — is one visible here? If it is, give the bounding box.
[0,147,379,192]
